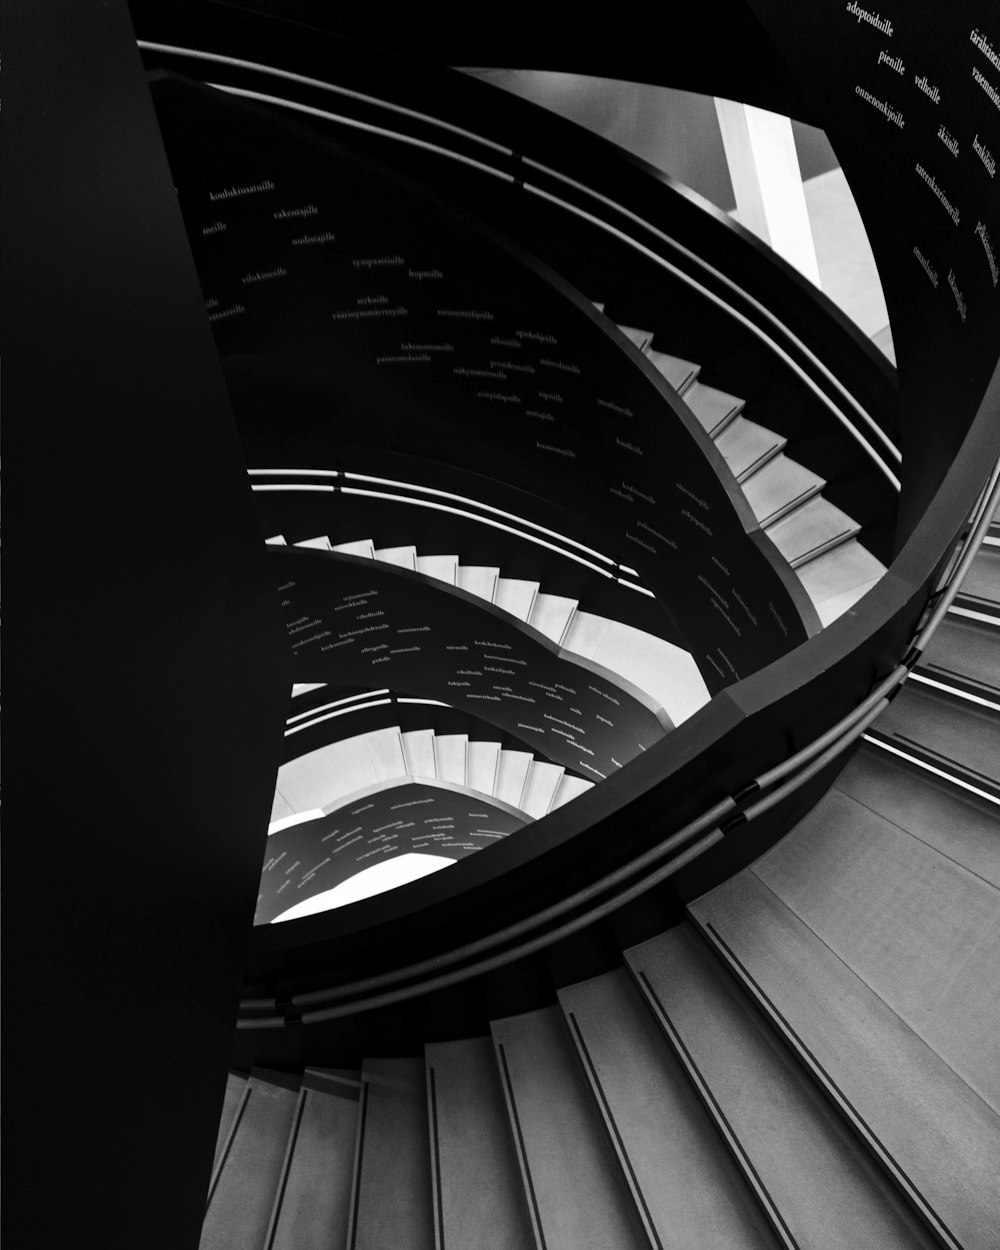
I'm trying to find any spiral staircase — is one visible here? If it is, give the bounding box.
[8,5,998,1250]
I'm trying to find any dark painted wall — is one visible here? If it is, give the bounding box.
[4,3,291,1247]
[744,0,1000,540]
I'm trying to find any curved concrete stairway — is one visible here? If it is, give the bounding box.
[270,724,595,830]
[207,727,999,1250]
[209,506,999,1250]
[598,308,888,626]
[266,532,711,726]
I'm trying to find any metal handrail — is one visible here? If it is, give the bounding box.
[239,457,1000,1025]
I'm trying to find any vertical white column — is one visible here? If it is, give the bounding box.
[714,97,822,287]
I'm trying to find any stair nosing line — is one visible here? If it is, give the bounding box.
[346,1078,370,1250]
[263,1087,309,1250]
[633,969,801,1250]
[759,485,819,526]
[787,526,855,568]
[744,866,1000,1115]
[736,443,784,482]
[496,1041,547,1250]
[868,728,1000,796]
[832,768,1000,892]
[206,1082,251,1210]
[428,1066,445,1250]
[695,918,963,1250]
[565,1010,662,1250]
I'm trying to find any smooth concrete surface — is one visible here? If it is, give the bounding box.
[692,872,1000,1250]
[748,787,1000,1109]
[491,1006,647,1250]
[201,1070,300,1250]
[269,1071,361,1250]
[352,1058,434,1250]
[875,684,1000,786]
[425,1037,536,1250]
[835,746,1000,888]
[628,926,939,1250]
[559,969,779,1250]
[918,616,1000,697]
[212,1072,248,1174]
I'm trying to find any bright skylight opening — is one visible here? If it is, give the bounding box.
[270,853,457,921]
[267,809,325,835]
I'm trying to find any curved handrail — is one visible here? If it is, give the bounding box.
[131,14,999,1025]
[137,35,901,479]
[239,451,1000,1025]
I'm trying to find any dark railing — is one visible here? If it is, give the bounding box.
[128,6,1000,1026]
[237,433,999,1027]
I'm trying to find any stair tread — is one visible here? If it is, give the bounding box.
[560,609,612,659]
[213,1072,249,1174]
[874,681,1000,787]
[692,871,1000,1250]
[616,322,654,353]
[764,494,860,567]
[550,773,595,810]
[364,726,407,782]
[795,538,885,619]
[715,416,787,481]
[415,553,458,584]
[742,454,825,526]
[520,760,565,817]
[265,534,287,545]
[528,592,577,644]
[646,348,700,393]
[748,781,1000,1107]
[374,544,417,570]
[683,381,744,436]
[917,615,1000,697]
[573,617,709,726]
[294,535,332,550]
[494,750,533,808]
[492,576,539,622]
[466,739,502,796]
[331,538,376,559]
[491,1006,649,1250]
[269,1073,361,1250]
[956,548,1000,613]
[352,1058,433,1250]
[276,737,380,812]
[456,564,500,601]
[627,927,940,1250]
[838,743,1000,887]
[401,728,436,779]
[558,969,779,1250]
[202,1069,301,1250]
[425,1037,535,1250]
[433,733,468,786]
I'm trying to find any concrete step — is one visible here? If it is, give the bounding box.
[491,1005,649,1250]
[715,415,787,482]
[433,733,468,786]
[201,1069,301,1250]
[558,969,780,1250]
[268,1069,361,1250]
[425,1037,535,1249]
[415,553,458,584]
[627,926,940,1250]
[764,495,860,568]
[350,1058,434,1250]
[691,871,1000,1250]
[464,738,500,796]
